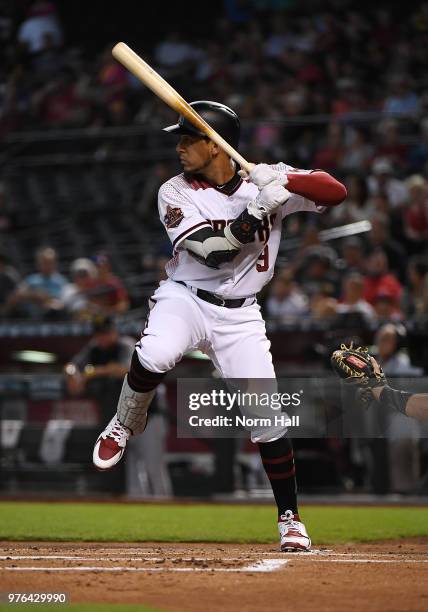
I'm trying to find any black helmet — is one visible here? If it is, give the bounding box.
[163,100,240,149]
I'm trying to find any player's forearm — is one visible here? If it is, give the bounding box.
[377,385,428,421]
[183,226,242,268]
[286,171,347,206]
[183,210,264,268]
[403,394,428,421]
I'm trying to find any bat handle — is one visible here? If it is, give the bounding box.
[237,161,254,176]
[238,160,254,174]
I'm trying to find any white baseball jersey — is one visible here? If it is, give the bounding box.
[158,163,325,299]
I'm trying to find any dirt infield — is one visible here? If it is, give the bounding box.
[1,540,428,611]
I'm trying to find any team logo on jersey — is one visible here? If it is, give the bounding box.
[164,205,184,229]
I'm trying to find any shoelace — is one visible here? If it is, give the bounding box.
[280,511,303,534]
[102,419,128,444]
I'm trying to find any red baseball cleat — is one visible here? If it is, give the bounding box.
[93,415,131,471]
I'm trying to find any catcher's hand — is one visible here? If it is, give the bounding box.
[330,343,386,389]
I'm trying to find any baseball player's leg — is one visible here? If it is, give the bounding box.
[209,302,310,551]
[93,280,207,470]
[209,301,275,379]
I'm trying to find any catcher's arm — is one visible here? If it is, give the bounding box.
[330,345,428,419]
[404,394,428,421]
[369,355,428,421]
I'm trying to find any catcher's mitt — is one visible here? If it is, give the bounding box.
[330,343,386,389]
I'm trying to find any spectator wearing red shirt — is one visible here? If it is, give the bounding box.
[313,122,344,171]
[35,69,91,127]
[97,47,129,124]
[89,253,130,315]
[363,248,402,307]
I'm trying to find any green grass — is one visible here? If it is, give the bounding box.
[1,502,428,544]
[0,606,159,612]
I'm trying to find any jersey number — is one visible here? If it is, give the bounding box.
[256,214,275,272]
[256,245,269,272]
[211,215,275,273]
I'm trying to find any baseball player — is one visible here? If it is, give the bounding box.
[93,101,347,551]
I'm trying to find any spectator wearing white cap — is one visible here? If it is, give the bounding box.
[17,0,63,54]
[367,158,408,208]
[61,257,97,319]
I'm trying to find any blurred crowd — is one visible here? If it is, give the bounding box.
[2,1,428,135]
[0,1,427,348]
[0,246,130,321]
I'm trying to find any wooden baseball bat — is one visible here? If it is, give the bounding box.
[112,42,253,173]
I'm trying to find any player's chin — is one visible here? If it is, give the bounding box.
[180,159,197,173]
[180,161,193,172]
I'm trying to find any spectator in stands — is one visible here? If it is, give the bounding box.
[402,174,428,251]
[339,236,366,275]
[0,181,12,231]
[64,314,134,421]
[32,31,64,77]
[382,76,419,116]
[337,272,376,324]
[61,257,98,320]
[339,128,374,173]
[367,158,408,209]
[154,31,201,75]
[0,64,33,135]
[312,122,344,171]
[331,78,366,117]
[408,118,428,172]
[308,288,338,321]
[33,68,91,128]
[297,248,340,299]
[265,270,308,322]
[89,252,130,315]
[328,174,369,225]
[6,246,67,319]
[97,46,129,125]
[294,225,341,265]
[0,251,20,316]
[401,256,428,317]
[375,120,408,167]
[366,213,406,281]
[413,271,428,321]
[373,289,404,322]
[363,248,402,308]
[17,0,63,55]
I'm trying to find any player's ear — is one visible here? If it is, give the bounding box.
[207,139,220,156]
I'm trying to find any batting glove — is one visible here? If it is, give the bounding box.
[247,182,291,220]
[239,163,288,188]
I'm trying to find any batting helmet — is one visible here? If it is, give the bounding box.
[163,101,240,149]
